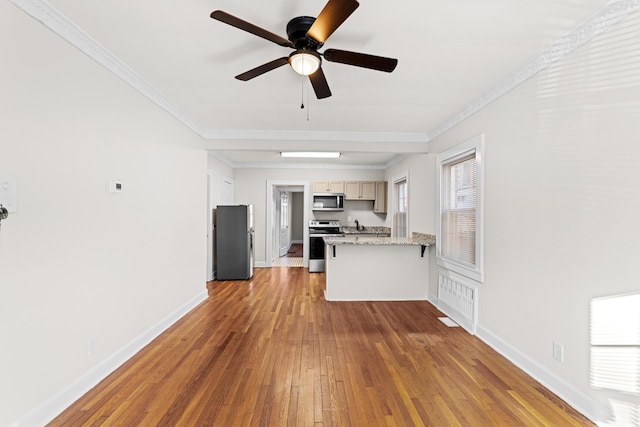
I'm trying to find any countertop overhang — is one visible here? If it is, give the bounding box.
[324,232,436,247]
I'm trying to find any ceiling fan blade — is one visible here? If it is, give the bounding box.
[235,57,290,81]
[323,49,398,72]
[309,67,332,99]
[307,0,359,45]
[211,11,293,48]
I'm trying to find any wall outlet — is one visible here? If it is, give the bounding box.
[553,341,564,362]
[88,335,98,355]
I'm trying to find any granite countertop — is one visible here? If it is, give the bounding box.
[325,232,436,246]
[341,226,391,235]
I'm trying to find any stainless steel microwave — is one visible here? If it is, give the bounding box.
[312,193,344,211]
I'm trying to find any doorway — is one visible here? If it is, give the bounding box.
[266,181,310,268]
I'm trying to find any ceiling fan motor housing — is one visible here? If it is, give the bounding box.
[286,16,321,49]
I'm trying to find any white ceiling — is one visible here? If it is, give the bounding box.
[15,0,615,167]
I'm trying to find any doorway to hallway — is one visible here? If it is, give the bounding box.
[266,180,310,268]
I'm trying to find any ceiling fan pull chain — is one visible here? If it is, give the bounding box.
[307,85,310,121]
[300,75,305,109]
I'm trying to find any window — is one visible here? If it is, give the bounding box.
[436,134,484,282]
[590,293,640,394]
[280,192,289,229]
[394,177,408,238]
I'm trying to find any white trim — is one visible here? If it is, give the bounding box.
[206,172,214,282]
[427,292,439,306]
[13,289,208,427]
[476,325,613,424]
[436,134,485,282]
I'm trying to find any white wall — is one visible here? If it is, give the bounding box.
[385,154,439,297]
[233,168,385,265]
[207,155,234,208]
[385,154,436,235]
[427,10,640,422]
[0,4,207,425]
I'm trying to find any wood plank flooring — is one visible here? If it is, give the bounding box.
[49,268,595,426]
[285,243,303,258]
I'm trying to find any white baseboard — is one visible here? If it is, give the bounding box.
[291,240,303,244]
[255,261,267,268]
[15,289,208,427]
[476,325,612,424]
[427,292,438,306]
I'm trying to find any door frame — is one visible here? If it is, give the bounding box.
[266,181,310,268]
[206,171,214,281]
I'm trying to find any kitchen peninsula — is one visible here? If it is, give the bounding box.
[323,233,435,301]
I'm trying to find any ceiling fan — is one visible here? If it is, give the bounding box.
[210,0,398,99]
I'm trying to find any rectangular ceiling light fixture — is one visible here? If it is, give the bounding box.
[280,152,341,158]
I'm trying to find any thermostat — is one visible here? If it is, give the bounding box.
[109,181,123,193]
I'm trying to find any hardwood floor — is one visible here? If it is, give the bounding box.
[49,268,594,426]
[285,243,303,258]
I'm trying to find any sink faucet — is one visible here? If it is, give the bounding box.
[355,219,360,230]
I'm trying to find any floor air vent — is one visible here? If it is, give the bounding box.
[438,271,478,334]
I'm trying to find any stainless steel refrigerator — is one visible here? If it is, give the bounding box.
[215,205,254,280]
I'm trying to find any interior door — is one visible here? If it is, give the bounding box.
[279,191,290,257]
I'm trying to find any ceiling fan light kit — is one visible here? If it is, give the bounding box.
[210,0,397,100]
[289,50,321,76]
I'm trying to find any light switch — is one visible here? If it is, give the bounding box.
[0,176,17,213]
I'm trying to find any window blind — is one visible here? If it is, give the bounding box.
[441,153,477,267]
[590,293,640,394]
[394,179,408,238]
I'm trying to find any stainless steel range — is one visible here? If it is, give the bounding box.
[308,220,342,272]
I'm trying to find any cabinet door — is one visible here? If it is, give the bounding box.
[374,181,387,213]
[360,182,376,200]
[328,181,345,193]
[313,181,329,192]
[313,181,344,193]
[344,181,361,199]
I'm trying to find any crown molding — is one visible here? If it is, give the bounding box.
[426,0,640,143]
[11,0,207,137]
[13,0,639,152]
[11,0,427,145]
